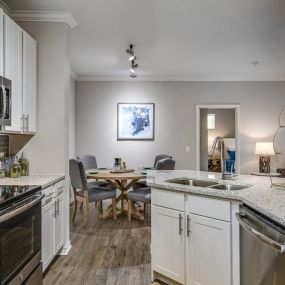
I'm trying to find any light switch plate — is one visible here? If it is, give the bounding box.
[186,146,190,152]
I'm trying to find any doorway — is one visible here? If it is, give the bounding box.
[196,105,240,174]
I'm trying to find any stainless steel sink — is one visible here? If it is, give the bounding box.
[210,184,249,191]
[166,178,219,187]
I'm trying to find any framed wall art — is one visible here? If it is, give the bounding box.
[117,103,155,140]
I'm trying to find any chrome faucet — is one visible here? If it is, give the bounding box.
[209,136,228,180]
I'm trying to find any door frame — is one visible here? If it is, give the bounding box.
[196,104,241,174]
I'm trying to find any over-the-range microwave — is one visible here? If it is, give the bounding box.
[0,76,11,126]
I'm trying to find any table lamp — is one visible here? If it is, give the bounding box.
[255,142,275,173]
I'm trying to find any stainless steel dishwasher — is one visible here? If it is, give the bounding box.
[236,205,285,285]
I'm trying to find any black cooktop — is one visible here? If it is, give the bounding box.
[0,185,42,209]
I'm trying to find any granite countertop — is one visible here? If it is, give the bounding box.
[147,170,285,227]
[0,175,65,188]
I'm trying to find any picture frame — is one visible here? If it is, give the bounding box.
[117,103,155,141]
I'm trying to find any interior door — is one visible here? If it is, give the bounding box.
[4,15,23,132]
[151,205,185,284]
[187,214,231,285]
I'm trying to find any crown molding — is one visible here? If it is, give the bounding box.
[76,75,285,82]
[0,1,77,29]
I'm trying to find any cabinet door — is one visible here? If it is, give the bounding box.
[4,15,23,132]
[0,9,3,76]
[151,205,185,284]
[186,214,231,285]
[54,193,64,254]
[41,200,55,272]
[23,31,37,132]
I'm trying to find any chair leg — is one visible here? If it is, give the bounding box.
[128,200,133,222]
[144,203,146,217]
[112,198,117,220]
[83,199,89,224]
[72,199,78,222]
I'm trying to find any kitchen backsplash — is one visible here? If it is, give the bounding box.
[0,135,9,157]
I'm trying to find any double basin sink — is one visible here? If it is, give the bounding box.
[166,178,249,191]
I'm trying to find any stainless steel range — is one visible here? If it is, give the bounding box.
[0,185,44,285]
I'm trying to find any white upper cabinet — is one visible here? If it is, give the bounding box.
[0,9,3,76]
[4,15,23,132]
[23,31,37,132]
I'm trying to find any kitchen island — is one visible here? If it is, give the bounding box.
[147,170,285,285]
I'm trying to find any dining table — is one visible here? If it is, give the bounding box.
[86,169,148,219]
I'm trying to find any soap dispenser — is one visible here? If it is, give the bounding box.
[10,156,21,178]
[19,152,29,176]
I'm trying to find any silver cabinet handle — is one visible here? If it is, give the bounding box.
[179,213,183,235]
[53,202,57,218]
[57,199,60,215]
[187,215,191,237]
[236,213,285,253]
[21,115,24,131]
[26,114,29,132]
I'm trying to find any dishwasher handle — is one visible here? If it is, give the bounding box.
[236,213,285,253]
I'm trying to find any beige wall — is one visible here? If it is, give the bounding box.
[18,22,70,175]
[75,81,285,174]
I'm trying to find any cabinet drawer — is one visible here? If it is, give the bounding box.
[152,188,185,211]
[42,185,54,206]
[54,179,65,197]
[188,195,231,222]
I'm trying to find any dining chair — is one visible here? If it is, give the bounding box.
[69,159,117,223]
[127,187,151,221]
[128,158,176,221]
[79,154,112,188]
[134,154,173,189]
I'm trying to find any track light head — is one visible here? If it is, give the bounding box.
[128,55,136,61]
[132,62,138,69]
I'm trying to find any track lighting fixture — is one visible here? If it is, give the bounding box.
[126,44,138,78]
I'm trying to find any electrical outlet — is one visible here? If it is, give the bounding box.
[186,146,190,153]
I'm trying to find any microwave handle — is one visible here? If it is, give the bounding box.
[1,85,6,120]
[0,194,44,223]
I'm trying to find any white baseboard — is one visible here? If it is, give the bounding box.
[59,240,72,255]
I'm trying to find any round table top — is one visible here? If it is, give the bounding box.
[86,169,147,180]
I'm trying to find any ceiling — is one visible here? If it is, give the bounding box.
[3,0,285,80]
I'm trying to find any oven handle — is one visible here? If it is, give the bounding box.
[236,213,285,253]
[0,194,44,223]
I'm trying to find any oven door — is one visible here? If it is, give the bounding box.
[0,194,44,285]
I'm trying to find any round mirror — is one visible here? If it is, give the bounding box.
[273,127,285,154]
[279,106,285,127]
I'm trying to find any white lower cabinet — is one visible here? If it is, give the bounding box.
[42,195,54,271]
[41,180,65,272]
[151,189,233,285]
[151,205,185,284]
[54,193,64,253]
[186,214,231,285]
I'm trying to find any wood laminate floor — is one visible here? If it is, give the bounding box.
[44,205,151,285]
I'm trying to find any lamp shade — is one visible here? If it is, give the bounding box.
[255,142,275,155]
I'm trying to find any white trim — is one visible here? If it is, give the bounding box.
[9,11,77,29]
[196,104,241,174]
[0,1,77,29]
[0,1,12,14]
[77,75,285,82]
[70,70,78,80]
[59,240,72,255]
